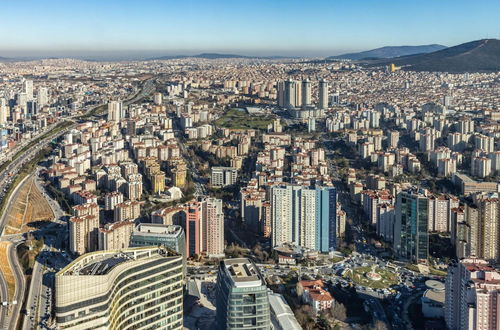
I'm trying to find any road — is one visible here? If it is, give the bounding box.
[4,77,156,328]
[0,271,8,329]
[173,124,207,196]
[1,242,26,330]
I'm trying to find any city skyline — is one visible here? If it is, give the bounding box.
[0,2,500,329]
[1,0,499,58]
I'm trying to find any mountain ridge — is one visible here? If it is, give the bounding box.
[328,44,447,60]
[372,39,500,73]
[150,53,295,60]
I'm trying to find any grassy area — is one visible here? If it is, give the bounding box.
[18,236,44,273]
[346,266,399,289]
[429,268,447,276]
[214,108,274,130]
[0,241,16,300]
[406,264,420,272]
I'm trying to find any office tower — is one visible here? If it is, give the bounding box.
[23,79,33,100]
[153,92,163,105]
[130,224,185,258]
[107,100,123,122]
[270,185,337,252]
[215,258,270,330]
[201,197,225,257]
[277,81,285,107]
[16,92,28,115]
[284,79,296,109]
[318,79,329,109]
[316,187,338,253]
[301,79,311,108]
[68,215,99,255]
[37,87,49,107]
[394,189,429,263]
[295,81,302,108]
[98,220,134,250]
[183,200,202,257]
[445,259,500,330]
[211,166,238,187]
[181,197,225,258]
[55,247,183,329]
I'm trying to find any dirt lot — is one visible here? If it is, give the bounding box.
[4,177,54,235]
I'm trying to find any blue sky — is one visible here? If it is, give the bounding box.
[1,0,499,57]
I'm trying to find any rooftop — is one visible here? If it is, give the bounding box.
[133,223,183,237]
[58,246,177,276]
[222,258,264,287]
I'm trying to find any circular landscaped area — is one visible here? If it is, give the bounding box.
[346,266,399,289]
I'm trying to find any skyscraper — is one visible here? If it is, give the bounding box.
[318,79,329,109]
[130,223,185,258]
[301,79,311,108]
[215,258,270,330]
[0,98,8,124]
[23,79,33,100]
[37,87,49,107]
[470,193,500,262]
[201,197,225,257]
[277,81,285,107]
[68,215,99,255]
[316,186,338,253]
[107,100,123,122]
[284,79,296,109]
[270,185,337,252]
[180,197,225,258]
[394,189,430,263]
[55,247,184,329]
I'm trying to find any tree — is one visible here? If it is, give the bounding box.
[330,302,347,322]
[294,305,316,330]
[371,320,388,330]
[317,312,333,330]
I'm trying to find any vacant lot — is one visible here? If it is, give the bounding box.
[4,177,54,235]
[0,241,15,300]
[215,108,274,130]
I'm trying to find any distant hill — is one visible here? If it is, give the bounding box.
[373,39,500,73]
[328,44,446,60]
[151,53,294,60]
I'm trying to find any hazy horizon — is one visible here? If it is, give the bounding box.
[1,0,499,60]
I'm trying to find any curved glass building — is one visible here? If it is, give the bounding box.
[55,246,183,329]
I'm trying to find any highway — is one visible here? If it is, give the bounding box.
[0,271,8,329]
[4,77,156,328]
